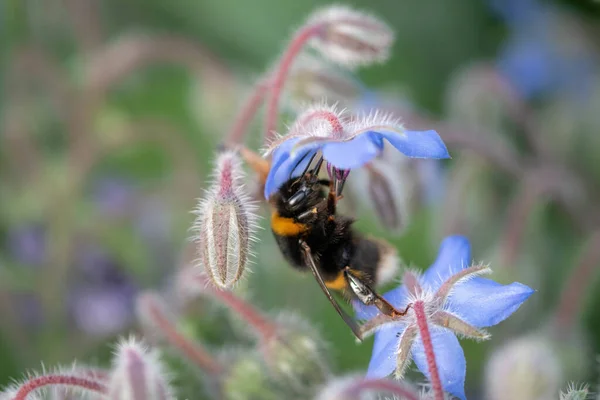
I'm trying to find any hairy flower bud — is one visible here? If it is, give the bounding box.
[308,5,394,67]
[220,350,280,400]
[108,337,173,400]
[191,151,259,289]
[560,383,589,400]
[485,334,561,400]
[136,291,224,377]
[262,314,331,397]
[345,148,419,232]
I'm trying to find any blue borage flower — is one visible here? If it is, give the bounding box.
[490,0,596,100]
[262,105,450,198]
[354,235,534,400]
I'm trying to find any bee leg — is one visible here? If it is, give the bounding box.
[345,267,412,318]
[299,240,363,341]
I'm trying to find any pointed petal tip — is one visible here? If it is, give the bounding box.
[422,235,472,289]
[448,279,535,328]
[377,129,451,160]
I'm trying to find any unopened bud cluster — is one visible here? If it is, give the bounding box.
[191,151,258,289]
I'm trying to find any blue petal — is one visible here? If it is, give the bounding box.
[382,284,410,309]
[321,133,383,170]
[367,324,405,379]
[412,327,466,400]
[264,138,316,198]
[447,278,534,328]
[421,236,471,291]
[353,299,378,321]
[377,130,450,159]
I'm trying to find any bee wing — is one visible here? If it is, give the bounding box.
[299,240,363,341]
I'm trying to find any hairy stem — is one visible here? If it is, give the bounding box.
[226,78,271,146]
[12,374,106,400]
[265,23,324,142]
[142,294,223,376]
[344,377,419,400]
[413,301,444,400]
[194,274,278,340]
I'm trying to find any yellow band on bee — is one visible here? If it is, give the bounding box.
[325,272,347,290]
[326,268,367,291]
[271,211,308,236]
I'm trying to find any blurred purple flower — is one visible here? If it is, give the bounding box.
[11,293,44,328]
[70,284,135,336]
[90,177,137,218]
[491,0,596,100]
[134,196,173,244]
[70,245,137,336]
[74,243,122,282]
[6,224,46,267]
[355,236,534,400]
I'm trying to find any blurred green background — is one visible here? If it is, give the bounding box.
[1,0,600,398]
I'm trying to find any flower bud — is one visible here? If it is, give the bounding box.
[485,334,562,400]
[560,383,589,400]
[315,375,420,400]
[286,54,362,109]
[191,151,259,290]
[345,150,416,232]
[262,314,331,397]
[220,350,280,400]
[308,5,393,68]
[108,337,173,400]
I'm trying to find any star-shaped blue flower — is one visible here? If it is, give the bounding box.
[262,106,450,198]
[355,235,534,400]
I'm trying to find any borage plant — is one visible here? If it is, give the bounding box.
[1,4,541,400]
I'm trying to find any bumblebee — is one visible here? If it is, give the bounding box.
[265,154,410,340]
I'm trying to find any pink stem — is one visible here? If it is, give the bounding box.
[413,301,444,400]
[194,275,278,340]
[554,230,600,335]
[144,295,224,376]
[13,374,106,400]
[344,378,419,400]
[226,78,271,146]
[265,23,324,143]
